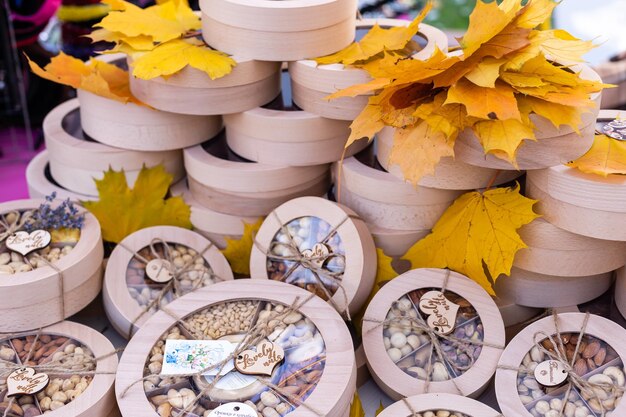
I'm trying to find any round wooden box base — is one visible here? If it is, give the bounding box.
[526,177,626,241]
[188,172,331,217]
[337,186,452,231]
[369,224,428,257]
[170,179,259,248]
[130,71,281,115]
[201,14,356,61]
[377,127,522,189]
[290,82,367,120]
[494,267,614,308]
[26,151,97,201]
[356,343,370,388]
[515,218,626,277]
[616,267,626,319]
[77,90,223,151]
[495,295,543,328]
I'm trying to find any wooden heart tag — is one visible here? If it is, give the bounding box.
[234,340,284,377]
[6,230,51,257]
[418,290,460,336]
[300,243,331,268]
[146,259,173,283]
[6,367,49,397]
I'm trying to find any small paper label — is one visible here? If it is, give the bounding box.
[6,230,51,257]
[145,259,173,283]
[300,243,331,268]
[602,119,626,141]
[208,402,258,417]
[6,367,49,397]
[534,360,568,387]
[418,290,460,336]
[162,340,235,376]
[234,340,284,376]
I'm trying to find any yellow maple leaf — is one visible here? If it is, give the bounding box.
[532,29,596,63]
[389,121,456,184]
[349,392,365,417]
[446,78,520,121]
[220,218,264,276]
[315,1,432,66]
[402,184,540,295]
[82,165,192,243]
[517,95,584,132]
[459,0,518,56]
[471,118,536,162]
[131,39,237,80]
[26,52,141,104]
[464,57,505,88]
[567,134,626,176]
[96,0,198,43]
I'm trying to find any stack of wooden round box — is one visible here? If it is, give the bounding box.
[495,109,626,309]
[27,54,220,201]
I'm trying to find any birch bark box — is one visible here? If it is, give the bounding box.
[496,312,626,417]
[169,180,259,249]
[115,280,356,417]
[26,151,97,202]
[129,56,281,116]
[288,19,448,121]
[44,99,184,197]
[454,63,602,170]
[200,0,357,61]
[103,226,234,339]
[376,393,502,417]
[526,111,626,242]
[0,321,118,417]
[0,199,103,332]
[249,196,376,317]
[494,217,626,308]
[184,133,331,217]
[361,268,505,400]
[78,54,222,151]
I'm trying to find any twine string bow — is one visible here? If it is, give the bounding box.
[0,211,32,244]
[118,238,224,339]
[0,329,120,417]
[364,271,504,395]
[502,312,626,417]
[256,211,354,321]
[120,294,324,417]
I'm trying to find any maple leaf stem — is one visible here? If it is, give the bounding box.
[484,169,502,191]
[183,31,202,39]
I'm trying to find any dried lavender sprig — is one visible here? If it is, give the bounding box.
[23,193,85,231]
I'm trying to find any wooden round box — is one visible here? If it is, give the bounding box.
[362,268,506,400]
[77,54,222,152]
[377,393,502,417]
[495,295,543,329]
[116,280,356,417]
[336,146,463,231]
[224,88,367,166]
[513,218,626,277]
[199,0,356,61]
[103,226,234,338]
[616,267,626,319]
[184,133,331,217]
[496,312,626,417]
[129,56,281,116]
[525,115,626,242]
[250,196,376,317]
[377,128,522,190]
[44,99,184,197]
[288,20,448,121]
[0,199,104,332]
[494,267,614,308]
[0,321,118,417]
[170,179,259,249]
[26,151,97,202]
[454,63,602,170]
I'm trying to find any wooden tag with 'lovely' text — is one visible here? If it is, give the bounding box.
[418,290,460,336]
[6,367,49,397]
[234,340,284,377]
